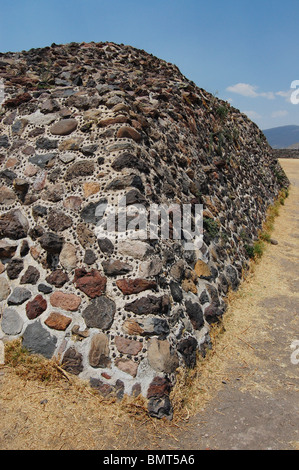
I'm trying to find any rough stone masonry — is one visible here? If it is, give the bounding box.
[0,41,289,419]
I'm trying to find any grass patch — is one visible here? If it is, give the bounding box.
[4,339,71,384]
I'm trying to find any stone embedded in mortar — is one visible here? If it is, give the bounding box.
[29,153,56,169]
[0,240,18,259]
[46,269,69,287]
[114,336,143,356]
[74,268,107,298]
[122,317,170,338]
[0,186,16,205]
[62,347,83,375]
[6,258,24,280]
[147,338,179,374]
[7,287,32,305]
[26,294,47,320]
[45,312,72,331]
[1,307,24,335]
[177,336,198,368]
[97,237,114,255]
[20,266,40,285]
[138,257,163,278]
[47,209,73,232]
[0,209,29,240]
[124,294,170,316]
[82,296,116,330]
[50,291,81,311]
[23,321,57,359]
[59,242,78,272]
[115,358,139,377]
[64,161,95,181]
[185,300,204,330]
[0,277,11,301]
[116,278,157,295]
[89,333,111,368]
[117,240,154,260]
[116,126,142,142]
[102,260,133,276]
[147,376,172,399]
[39,232,64,254]
[50,119,78,136]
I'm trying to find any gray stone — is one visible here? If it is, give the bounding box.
[7,287,32,305]
[83,296,116,330]
[102,259,133,276]
[22,321,57,359]
[138,257,163,278]
[118,240,154,260]
[29,153,56,168]
[1,307,24,335]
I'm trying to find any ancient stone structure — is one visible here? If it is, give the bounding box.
[0,42,288,418]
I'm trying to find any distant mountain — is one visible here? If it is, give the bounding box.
[263,125,299,149]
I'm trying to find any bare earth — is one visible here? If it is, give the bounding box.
[0,159,298,451]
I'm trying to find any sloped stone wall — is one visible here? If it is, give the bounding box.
[0,42,288,418]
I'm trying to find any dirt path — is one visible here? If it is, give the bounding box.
[0,159,298,451]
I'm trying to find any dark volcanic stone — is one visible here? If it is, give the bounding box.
[29,153,56,168]
[102,259,133,276]
[47,209,73,232]
[62,347,83,375]
[148,396,173,420]
[23,321,57,359]
[38,283,53,294]
[39,232,64,254]
[185,300,204,330]
[0,209,29,240]
[125,295,170,316]
[20,266,40,285]
[46,269,69,287]
[84,249,97,265]
[97,237,114,255]
[177,337,198,368]
[82,296,116,330]
[6,258,24,279]
[80,199,107,225]
[64,161,95,181]
[147,376,172,399]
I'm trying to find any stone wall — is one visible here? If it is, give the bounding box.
[273,149,299,159]
[0,42,289,418]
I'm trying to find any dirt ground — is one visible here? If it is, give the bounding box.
[0,159,298,451]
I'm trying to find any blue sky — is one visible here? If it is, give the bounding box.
[0,0,298,130]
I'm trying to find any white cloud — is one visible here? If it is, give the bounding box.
[226,83,275,100]
[243,110,262,120]
[271,110,288,118]
[275,90,293,103]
